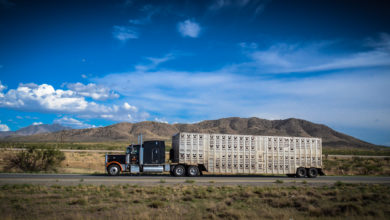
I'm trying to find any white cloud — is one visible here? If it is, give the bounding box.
[237,37,390,74]
[94,35,390,132]
[65,82,119,100]
[123,102,137,111]
[0,82,148,122]
[32,122,43,125]
[0,120,10,131]
[154,117,168,124]
[81,74,87,79]
[112,25,138,41]
[177,20,201,38]
[135,53,175,71]
[54,117,95,129]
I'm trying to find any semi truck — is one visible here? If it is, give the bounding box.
[105,132,324,178]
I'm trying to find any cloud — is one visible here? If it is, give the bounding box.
[65,82,119,100]
[94,35,390,132]
[0,82,148,122]
[177,20,201,38]
[236,36,390,74]
[32,122,43,125]
[112,25,138,41]
[135,53,175,71]
[0,120,10,131]
[129,4,159,25]
[53,117,95,129]
[209,0,270,16]
[154,117,168,124]
[81,74,87,79]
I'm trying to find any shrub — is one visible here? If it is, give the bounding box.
[7,146,65,172]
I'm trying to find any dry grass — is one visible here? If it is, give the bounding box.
[323,157,390,176]
[0,183,389,219]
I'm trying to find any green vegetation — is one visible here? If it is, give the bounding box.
[323,157,390,175]
[0,183,389,219]
[185,179,196,184]
[6,146,65,172]
[323,147,390,156]
[274,179,283,184]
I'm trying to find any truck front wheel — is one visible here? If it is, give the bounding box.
[107,164,121,176]
[173,165,185,177]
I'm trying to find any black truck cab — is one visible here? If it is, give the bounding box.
[105,140,169,176]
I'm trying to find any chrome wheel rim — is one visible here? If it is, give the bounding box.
[176,167,184,175]
[189,167,197,176]
[110,166,119,175]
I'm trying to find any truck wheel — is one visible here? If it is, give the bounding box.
[296,167,307,178]
[173,165,185,177]
[308,168,318,178]
[187,166,199,177]
[108,164,121,176]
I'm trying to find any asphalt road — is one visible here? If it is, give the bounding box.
[0,173,389,186]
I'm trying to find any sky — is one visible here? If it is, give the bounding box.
[0,0,389,146]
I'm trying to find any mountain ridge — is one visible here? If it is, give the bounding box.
[0,124,71,138]
[0,117,380,149]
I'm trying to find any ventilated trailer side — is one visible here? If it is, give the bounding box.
[171,132,323,177]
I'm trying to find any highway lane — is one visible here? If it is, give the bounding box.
[0,173,389,186]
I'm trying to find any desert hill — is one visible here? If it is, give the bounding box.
[0,117,378,149]
[0,124,71,138]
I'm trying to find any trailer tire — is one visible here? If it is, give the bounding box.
[296,167,306,178]
[187,166,199,177]
[107,164,121,176]
[308,168,318,178]
[173,165,185,177]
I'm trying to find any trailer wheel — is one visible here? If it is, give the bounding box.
[187,166,199,177]
[296,167,306,178]
[107,164,121,176]
[173,165,185,177]
[308,168,318,178]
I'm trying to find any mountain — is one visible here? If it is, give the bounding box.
[0,124,71,138]
[0,117,379,149]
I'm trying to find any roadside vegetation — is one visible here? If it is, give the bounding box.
[323,147,390,156]
[323,157,390,176]
[5,146,65,172]
[0,183,389,219]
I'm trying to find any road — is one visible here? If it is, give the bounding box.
[0,173,389,186]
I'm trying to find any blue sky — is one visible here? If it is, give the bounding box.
[0,0,389,146]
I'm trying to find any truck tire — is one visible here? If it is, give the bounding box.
[187,166,199,177]
[107,164,121,176]
[296,167,307,178]
[308,168,318,178]
[173,165,185,177]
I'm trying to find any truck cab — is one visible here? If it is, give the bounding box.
[105,140,170,176]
